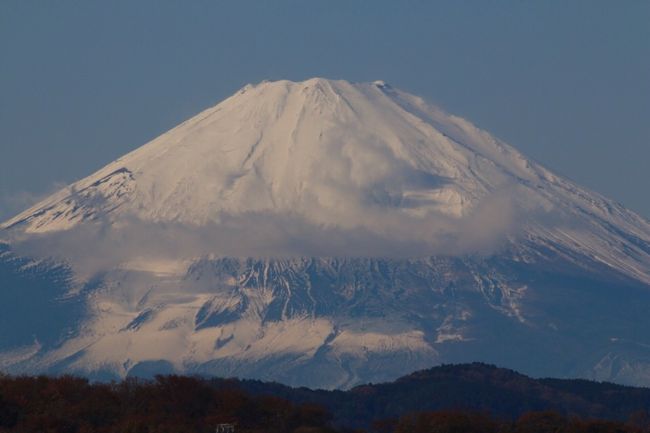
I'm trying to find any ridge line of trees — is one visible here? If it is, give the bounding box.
[1,373,650,433]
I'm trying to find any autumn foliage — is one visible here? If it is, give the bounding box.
[0,373,649,433]
[0,374,335,433]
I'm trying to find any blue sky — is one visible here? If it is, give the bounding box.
[1,1,649,219]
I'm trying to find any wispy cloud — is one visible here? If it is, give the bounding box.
[0,182,67,221]
[7,185,534,277]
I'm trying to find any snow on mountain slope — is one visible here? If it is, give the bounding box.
[5,78,650,281]
[2,78,650,388]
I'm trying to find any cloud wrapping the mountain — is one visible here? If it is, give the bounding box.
[7,186,527,276]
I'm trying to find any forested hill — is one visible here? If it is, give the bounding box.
[215,363,650,428]
[3,363,650,432]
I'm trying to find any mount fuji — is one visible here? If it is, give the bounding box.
[2,78,650,389]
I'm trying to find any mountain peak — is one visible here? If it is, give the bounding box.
[3,78,528,232]
[3,78,650,283]
[4,79,650,388]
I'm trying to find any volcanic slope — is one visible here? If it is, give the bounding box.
[2,78,650,388]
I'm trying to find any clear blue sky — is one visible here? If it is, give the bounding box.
[1,1,649,219]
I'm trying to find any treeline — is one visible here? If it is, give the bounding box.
[1,374,650,433]
[0,374,335,433]
[390,411,650,433]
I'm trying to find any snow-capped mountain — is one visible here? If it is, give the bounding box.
[2,78,650,388]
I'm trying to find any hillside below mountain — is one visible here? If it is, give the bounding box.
[215,363,650,429]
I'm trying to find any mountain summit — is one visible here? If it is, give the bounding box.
[2,79,650,388]
[5,78,533,230]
